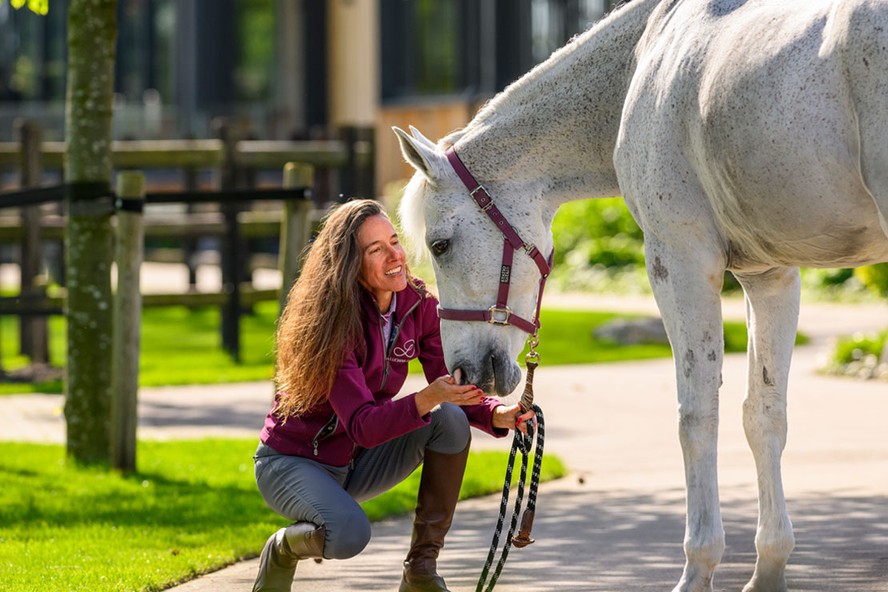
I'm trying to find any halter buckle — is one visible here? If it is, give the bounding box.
[471,185,494,211]
[487,305,512,325]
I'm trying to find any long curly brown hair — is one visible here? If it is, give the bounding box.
[274,199,411,419]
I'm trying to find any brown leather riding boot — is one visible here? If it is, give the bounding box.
[399,442,470,592]
[252,522,326,592]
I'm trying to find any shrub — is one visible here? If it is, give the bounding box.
[552,198,645,269]
[854,263,888,298]
[830,331,887,366]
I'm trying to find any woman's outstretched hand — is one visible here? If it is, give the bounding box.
[415,370,484,416]
[492,404,537,434]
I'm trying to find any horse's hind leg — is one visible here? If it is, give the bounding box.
[642,236,726,592]
[734,268,800,592]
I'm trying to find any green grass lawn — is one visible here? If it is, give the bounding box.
[0,438,566,592]
[1,302,780,395]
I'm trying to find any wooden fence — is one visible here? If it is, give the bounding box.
[0,120,372,372]
[0,163,316,364]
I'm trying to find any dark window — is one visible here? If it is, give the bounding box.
[380,0,617,103]
[531,0,614,62]
[0,2,67,102]
[380,0,465,101]
[235,0,275,102]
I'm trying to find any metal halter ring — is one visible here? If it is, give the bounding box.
[525,332,541,365]
[487,305,512,325]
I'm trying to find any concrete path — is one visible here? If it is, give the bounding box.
[2,293,887,591]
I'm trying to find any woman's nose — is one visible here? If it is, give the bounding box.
[386,245,404,260]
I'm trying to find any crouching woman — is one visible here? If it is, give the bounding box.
[253,199,533,592]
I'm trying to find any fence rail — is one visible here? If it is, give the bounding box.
[1,120,373,375]
[0,166,319,370]
[0,138,360,169]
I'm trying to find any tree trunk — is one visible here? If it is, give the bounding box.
[64,0,118,464]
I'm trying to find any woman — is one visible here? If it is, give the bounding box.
[253,199,533,592]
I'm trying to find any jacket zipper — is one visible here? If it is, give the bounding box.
[378,299,420,392]
[311,414,339,457]
[316,296,425,459]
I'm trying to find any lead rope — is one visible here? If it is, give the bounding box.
[475,335,545,592]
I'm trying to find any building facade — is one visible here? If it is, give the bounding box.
[0,0,617,194]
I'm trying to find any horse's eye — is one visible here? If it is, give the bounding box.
[430,239,450,257]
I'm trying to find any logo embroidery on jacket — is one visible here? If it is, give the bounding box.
[392,339,416,360]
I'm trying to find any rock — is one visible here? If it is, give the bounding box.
[594,317,669,345]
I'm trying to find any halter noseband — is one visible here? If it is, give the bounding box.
[439,147,553,335]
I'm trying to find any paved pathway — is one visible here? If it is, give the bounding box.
[2,293,887,591]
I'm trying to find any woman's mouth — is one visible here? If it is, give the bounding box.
[384,266,402,276]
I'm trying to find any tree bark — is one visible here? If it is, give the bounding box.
[64,0,118,464]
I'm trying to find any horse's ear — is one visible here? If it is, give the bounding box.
[393,126,439,179]
[408,125,437,149]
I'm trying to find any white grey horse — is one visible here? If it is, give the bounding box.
[394,1,888,591]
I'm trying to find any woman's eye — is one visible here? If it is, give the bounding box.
[430,239,450,257]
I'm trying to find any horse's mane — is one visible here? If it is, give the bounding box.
[399,172,430,260]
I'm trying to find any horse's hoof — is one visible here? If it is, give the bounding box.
[742,575,788,592]
[670,576,714,592]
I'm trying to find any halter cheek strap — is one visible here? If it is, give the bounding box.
[439,147,553,335]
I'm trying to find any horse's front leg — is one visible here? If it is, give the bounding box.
[735,268,799,592]
[644,238,726,592]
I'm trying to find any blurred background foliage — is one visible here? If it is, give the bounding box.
[549,198,888,301]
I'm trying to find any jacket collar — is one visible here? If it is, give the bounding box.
[361,281,426,325]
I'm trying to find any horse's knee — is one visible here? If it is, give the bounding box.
[323,513,371,559]
[677,406,718,456]
[742,395,788,450]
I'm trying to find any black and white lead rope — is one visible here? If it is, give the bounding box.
[475,403,545,592]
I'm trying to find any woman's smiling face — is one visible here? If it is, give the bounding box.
[357,214,407,310]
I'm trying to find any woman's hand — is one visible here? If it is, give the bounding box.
[492,404,537,434]
[415,372,484,417]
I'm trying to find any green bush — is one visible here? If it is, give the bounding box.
[548,198,873,298]
[552,198,644,269]
[830,331,887,365]
[854,263,888,298]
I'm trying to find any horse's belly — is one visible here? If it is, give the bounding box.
[716,193,888,271]
[698,142,888,269]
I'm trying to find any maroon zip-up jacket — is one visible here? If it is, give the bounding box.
[260,281,507,467]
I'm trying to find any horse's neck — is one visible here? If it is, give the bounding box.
[453,0,660,205]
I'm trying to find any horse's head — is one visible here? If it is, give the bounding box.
[394,126,554,396]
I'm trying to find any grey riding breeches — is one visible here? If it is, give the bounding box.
[253,402,471,560]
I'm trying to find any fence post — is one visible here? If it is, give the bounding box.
[279,163,315,313]
[16,120,49,364]
[111,171,145,473]
[183,133,200,290]
[213,118,243,362]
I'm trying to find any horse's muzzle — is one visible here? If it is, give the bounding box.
[453,348,521,396]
